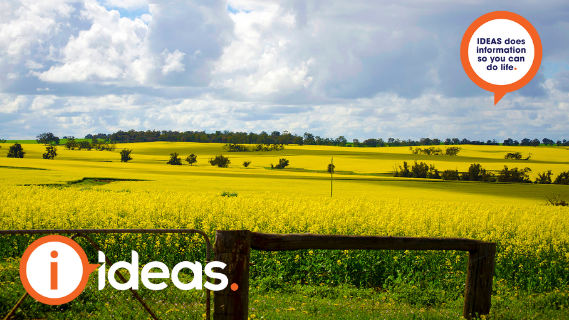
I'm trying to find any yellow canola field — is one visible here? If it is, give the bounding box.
[1,142,569,205]
[1,185,567,260]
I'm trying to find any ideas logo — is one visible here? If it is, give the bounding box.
[20,235,231,305]
[20,235,99,305]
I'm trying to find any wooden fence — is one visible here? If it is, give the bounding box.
[213,230,496,320]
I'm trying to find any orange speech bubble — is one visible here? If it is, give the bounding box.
[20,235,99,305]
[460,11,542,105]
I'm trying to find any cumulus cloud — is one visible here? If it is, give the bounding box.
[1,0,569,141]
[0,95,27,113]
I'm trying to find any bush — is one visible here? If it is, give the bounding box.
[546,194,568,206]
[271,158,289,169]
[535,170,552,184]
[42,146,58,159]
[7,144,25,158]
[243,161,251,168]
[426,165,441,179]
[395,161,440,179]
[497,166,532,183]
[445,147,461,156]
[186,154,197,166]
[411,161,429,178]
[220,191,238,197]
[167,152,182,165]
[327,163,335,174]
[504,152,530,160]
[36,132,60,145]
[120,149,133,162]
[504,152,522,160]
[394,162,411,177]
[65,139,78,150]
[553,171,569,185]
[78,141,92,150]
[223,143,285,152]
[442,169,459,180]
[460,163,495,182]
[209,155,231,167]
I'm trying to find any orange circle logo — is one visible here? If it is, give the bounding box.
[20,235,99,305]
[460,11,542,105]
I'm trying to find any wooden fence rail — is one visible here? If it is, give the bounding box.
[214,230,496,320]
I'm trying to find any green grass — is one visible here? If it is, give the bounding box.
[1,257,567,319]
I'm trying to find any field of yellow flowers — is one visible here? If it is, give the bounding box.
[0,185,567,295]
[0,141,568,317]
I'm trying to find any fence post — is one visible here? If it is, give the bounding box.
[463,242,496,319]
[214,230,251,320]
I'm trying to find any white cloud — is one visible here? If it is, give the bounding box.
[140,13,152,23]
[37,1,148,83]
[25,60,44,69]
[30,95,56,110]
[0,0,74,61]
[102,0,148,10]
[161,49,185,75]
[0,95,27,113]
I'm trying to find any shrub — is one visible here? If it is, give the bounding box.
[223,143,285,152]
[442,169,459,180]
[411,161,429,178]
[394,161,411,177]
[7,144,25,158]
[65,139,78,150]
[546,194,568,206]
[553,171,569,185]
[36,132,60,145]
[535,170,552,184]
[42,146,58,159]
[327,163,335,174]
[209,155,230,167]
[460,163,495,182]
[271,158,289,169]
[426,165,441,179]
[120,149,133,162]
[445,147,461,156]
[395,161,439,179]
[78,141,92,150]
[185,154,197,166]
[504,152,522,160]
[243,161,251,168]
[497,166,532,183]
[220,191,238,197]
[167,152,182,165]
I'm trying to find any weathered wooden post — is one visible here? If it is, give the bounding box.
[214,230,251,320]
[463,242,496,319]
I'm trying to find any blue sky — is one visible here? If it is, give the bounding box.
[1,0,568,141]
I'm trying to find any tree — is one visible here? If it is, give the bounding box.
[120,149,132,162]
[167,152,182,165]
[42,145,58,159]
[185,154,197,166]
[243,161,251,167]
[65,138,78,150]
[78,141,92,150]
[271,158,289,169]
[327,163,335,174]
[36,132,60,145]
[7,144,25,158]
[209,155,231,167]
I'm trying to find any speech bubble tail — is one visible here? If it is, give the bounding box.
[494,92,507,105]
[86,263,100,275]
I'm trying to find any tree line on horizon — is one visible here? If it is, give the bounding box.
[6,131,568,148]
